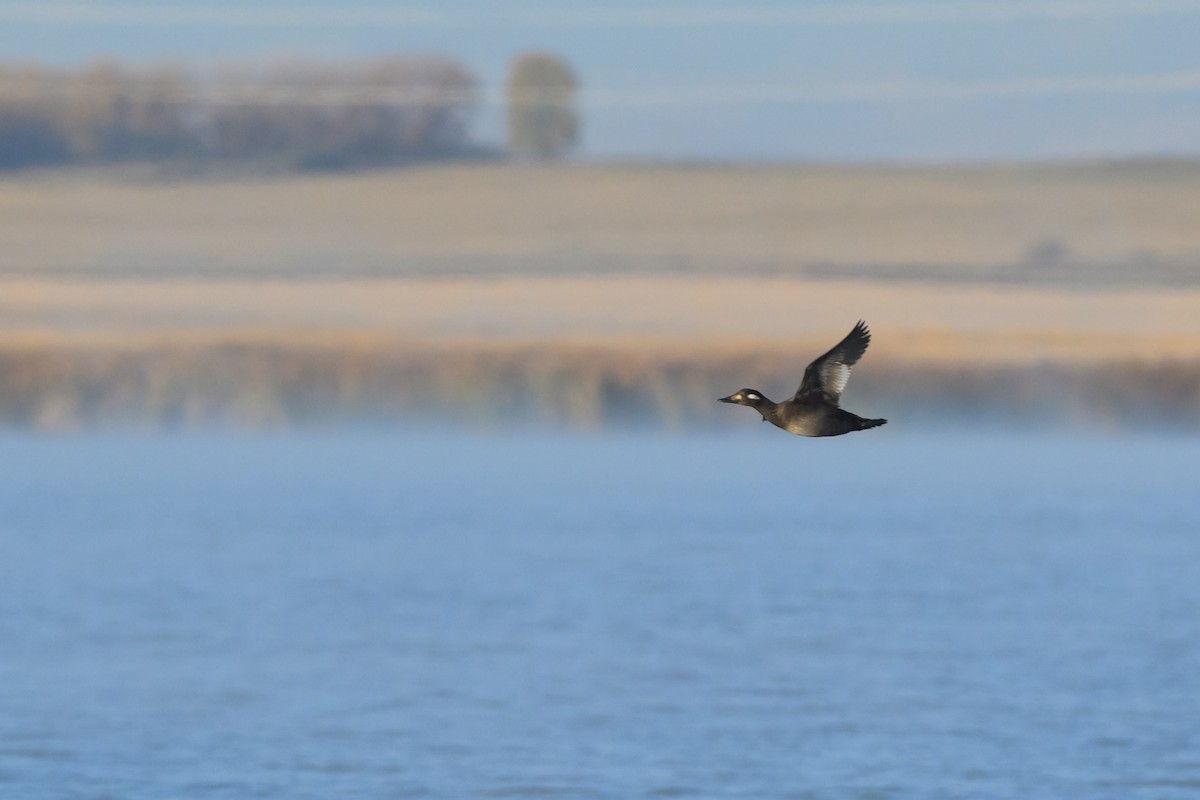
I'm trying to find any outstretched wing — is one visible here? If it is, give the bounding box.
[792,321,872,404]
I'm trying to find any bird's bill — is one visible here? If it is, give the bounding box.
[718,393,739,404]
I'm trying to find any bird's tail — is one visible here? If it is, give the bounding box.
[859,417,887,431]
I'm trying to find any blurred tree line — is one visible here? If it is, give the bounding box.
[0,55,481,169]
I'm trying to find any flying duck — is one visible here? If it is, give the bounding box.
[720,320,887,437]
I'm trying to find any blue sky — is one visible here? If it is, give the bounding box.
[5,1,1200,161]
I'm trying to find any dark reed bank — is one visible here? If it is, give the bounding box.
[1,339,1197,432]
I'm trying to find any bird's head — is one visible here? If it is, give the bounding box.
[719,388,769,408]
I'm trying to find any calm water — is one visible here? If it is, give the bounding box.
[1,430,1198,799]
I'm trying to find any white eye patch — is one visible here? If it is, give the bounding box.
[745,392,760,400]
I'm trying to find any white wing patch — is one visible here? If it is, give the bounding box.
[821,363,852,398]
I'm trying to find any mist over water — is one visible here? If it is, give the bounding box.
[2,430,1198,798]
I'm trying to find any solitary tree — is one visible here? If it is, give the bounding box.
[506,53,578,161]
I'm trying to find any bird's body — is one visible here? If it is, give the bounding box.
[719,320,886,437]
[757,395,885,437]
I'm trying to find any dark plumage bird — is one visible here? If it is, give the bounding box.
[719,320,887,437]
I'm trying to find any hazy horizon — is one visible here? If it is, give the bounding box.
[4,1,1200,162]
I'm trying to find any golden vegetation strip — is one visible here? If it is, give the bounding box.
[5,276,1200,363]
[2,335,1197,432]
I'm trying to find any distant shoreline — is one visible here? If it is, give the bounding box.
[3,162,1198,430]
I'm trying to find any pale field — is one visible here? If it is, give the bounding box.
[4,162,1200,275]
[3,163,1200,365]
